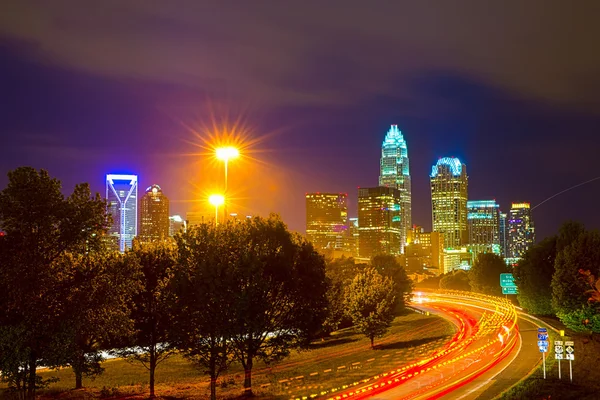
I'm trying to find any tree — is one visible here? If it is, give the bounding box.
[345,267,396,349]
[513,237,557,315]
[371,255,413,311]
[323,257,361,334]
[0,167,109,398]
[439,270,471,291]
[227,216,329,396]
[552,230,600,332]
[171,224,236,400]
[118,241,177,398]
[468,253,509,296]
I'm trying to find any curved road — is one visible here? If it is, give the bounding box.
[326,292,544,400]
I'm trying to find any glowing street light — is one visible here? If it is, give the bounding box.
[215,146,239,191]
[208,194,225,226]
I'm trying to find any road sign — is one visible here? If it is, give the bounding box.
[538,333,549,340]
[538,340,549,347]
[565,341,575,360]
[555,340,564,360]
[502,286,518,295]
[538,327,548,333]
[500,273,516,288]
[539,346,548,353]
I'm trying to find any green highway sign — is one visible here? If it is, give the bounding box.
[502,286,518,295]
[500,273,516,288]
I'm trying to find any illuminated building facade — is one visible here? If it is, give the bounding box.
[169,215,186,236]
[507,202,535,259]
[467,200,500,258]
[405,225,444,274]
[106,174,138,252]
[344,217,359,257]
[305,193,348,251]
[379,125,411,252]
[430,157,468,249]
[138,184,169,243]
[357,187,402,259]
[499,212,507,257]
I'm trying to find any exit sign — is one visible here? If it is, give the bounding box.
[502,286,518,295]
[500,273,516,288]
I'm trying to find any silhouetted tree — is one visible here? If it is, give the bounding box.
[371,255,413,311]
[468,253,509,296]
[119,241,177,398]
[0,167,108,399]
[439,270,471,291]
[345,267,396,349]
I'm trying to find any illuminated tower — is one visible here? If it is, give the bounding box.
[305,193,348,251]
[467,200,500,258]
[357,187,402,259]
[430,157,468,249]
[499,212,508,257]
[507,202,535,260]
[106,174,138,252]
[379,125,411,252]
[139,184,170,243]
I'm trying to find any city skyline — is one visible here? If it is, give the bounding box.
[2,3,600,241]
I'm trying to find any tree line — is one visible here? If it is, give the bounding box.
[0,167,413,400]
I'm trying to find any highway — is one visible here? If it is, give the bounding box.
[325,291,544,400]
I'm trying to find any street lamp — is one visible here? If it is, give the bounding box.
[215,146,239,220]
[208,194,225,226]
[215,146,240,191]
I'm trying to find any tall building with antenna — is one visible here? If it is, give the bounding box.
[379,125,411,252]
[430,157,469,249]
[507,202,535,260]
[106,174,138,252]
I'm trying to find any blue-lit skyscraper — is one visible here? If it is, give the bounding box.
[379,125,411,252]
[106,174,138,252]
[467,200,500,259]
[430,157,468,249]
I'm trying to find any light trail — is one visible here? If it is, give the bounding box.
[532,175,600,211]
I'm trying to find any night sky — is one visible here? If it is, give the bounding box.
[1,1,599,239]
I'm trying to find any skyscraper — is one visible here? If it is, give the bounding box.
[138,184,170,243]
[430,157,468,249]
[106,174,138,252]
[507,202,535,260]
[357,187,402,259]
[467,200,500,258]
[499,212,508,257]
[379,125,411,252]
[305,193,348,251]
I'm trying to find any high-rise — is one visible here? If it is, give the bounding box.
[467,200,500,258]
[357,187,402,259]
[499,212,508,257]
[139,184,170,243]
[507,202,535,260]
[106,174,138,252]
[305,193,348,251]
[379,125,411,252]
[430,157,468,249]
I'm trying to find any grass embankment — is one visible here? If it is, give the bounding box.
[1,312,455,399]
[499,317,600,400]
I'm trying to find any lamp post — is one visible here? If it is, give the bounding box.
[208,194,225,226]
[215,146,239,220]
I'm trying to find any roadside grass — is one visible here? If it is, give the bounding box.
[499,320,600,400]
[0,312,455,399]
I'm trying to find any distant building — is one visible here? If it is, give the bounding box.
[305,193,348,251]
[405,226,444,275]
[169,215,186,237]
[344,217,359,257]
[106,174,138,252]
[443,248,471,274]
[499,212,508,257]
[186,211,211,226]
[507,202,535,259]
[430,157,468,249]
[379,125,411,252]
[138,184,170,243]
[467,200,500,259]
[357,187,402,259]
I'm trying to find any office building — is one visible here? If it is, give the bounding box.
[344,217,359,257]
[499,212,508,257]
[305,193,348,251]
[405,226,444,275]
[106,174,138,252]
[169,215,186,236]
[139,184,170,243]
[507,202,535,259]
[379,125,411,252]
[467,200,500,258]
[430,157,468,249]
[357,187,402,259]
[443,248,471,274]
